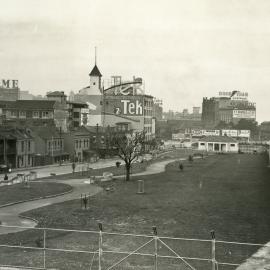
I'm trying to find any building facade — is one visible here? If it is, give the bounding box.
[198,136,239,153]
[30,126,67,165]
[63,127,91,162]
[202,91,256,127]
[0,127,35,168]
[0,79,20,101]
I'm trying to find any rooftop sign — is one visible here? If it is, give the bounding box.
[0,79,19,89]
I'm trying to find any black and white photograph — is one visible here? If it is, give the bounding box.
[0,0,269,269]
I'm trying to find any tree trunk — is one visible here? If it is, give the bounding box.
[125,163,131,181]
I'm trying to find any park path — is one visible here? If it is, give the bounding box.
[236,244,270,270]
[0,158,179,235]
[1,157,121,185]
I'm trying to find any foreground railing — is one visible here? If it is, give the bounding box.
[0,224,268,270]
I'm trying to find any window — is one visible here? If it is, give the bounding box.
[11,110,17,118]
[21,141,24,152]
[28,141,31,151]
[230,144,235,147]
[79,140,81,148]
[73,112,80,118]
[28,155,31,165]
[48,141,51,150]
[75,140,78,149]
[19,111,26,118]
[200,143,205,146]
[42,111,49,119]
[33,111,39,118]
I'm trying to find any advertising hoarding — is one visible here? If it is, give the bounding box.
[233,110,256,119]
[104,95,144,116]
[222,129,238,137]
[237,130,250,138]
[104,80,144,96]
[202,130,220,136]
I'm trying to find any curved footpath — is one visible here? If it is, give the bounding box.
[0,158,179,235]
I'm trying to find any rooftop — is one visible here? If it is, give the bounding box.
[0,127,33,140]
[47,91,67,97]
[89,65,102,77]
[0,100,56,109]
[30,126,61,140]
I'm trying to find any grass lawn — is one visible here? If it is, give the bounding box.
[0,152,269,269]
[40,149,193,181]
[0,182,72,207]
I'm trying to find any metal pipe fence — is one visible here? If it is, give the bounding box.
[0,224,268,270]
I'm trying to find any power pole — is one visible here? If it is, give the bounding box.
[3,137,7,165]
[51,136,54,164]
[96,123,99,155]
[59,127,62,166]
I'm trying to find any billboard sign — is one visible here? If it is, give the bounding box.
[104,80,144,96]
[219,91,248,100]
[114,99,143,116]
[0,79,19,89]
[237,130,250,138]
[233,110,256,119]
[222,129,238,137]
[104,95,144,116]
[202,130,220,136]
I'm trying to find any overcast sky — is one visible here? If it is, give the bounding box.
[0,0,270,122]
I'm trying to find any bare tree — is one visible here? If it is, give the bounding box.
[112,132,145,181]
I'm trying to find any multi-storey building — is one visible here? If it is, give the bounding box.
[260,122,270,141]
[30,126,67,165]
[201,98,220,127]
[0,127,35,169]
[202,91,256,127]
[63,126,91,162]
[0,94,86,132]
[0,100,56,128]
[0,79,20,101]
[67,101,88,129]
[102,77,155,141]
[153,98,163,120]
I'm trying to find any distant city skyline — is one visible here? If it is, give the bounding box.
[0,0,270,123]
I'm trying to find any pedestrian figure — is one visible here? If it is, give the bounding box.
[72,162,76,174]
[4,174,8,181]
[82,195,88,209]
[179,163,184,172]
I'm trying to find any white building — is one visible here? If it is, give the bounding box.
[198,136,239,153]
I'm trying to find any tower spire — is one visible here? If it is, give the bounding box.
[95,46,97,65]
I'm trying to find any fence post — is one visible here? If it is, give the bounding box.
[43,229,46,269]
[98,223,103,270]
[153,226,158,270]
[211,230,216,270]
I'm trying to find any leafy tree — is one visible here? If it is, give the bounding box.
[112,132,145,181]
[234,119,258,136]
